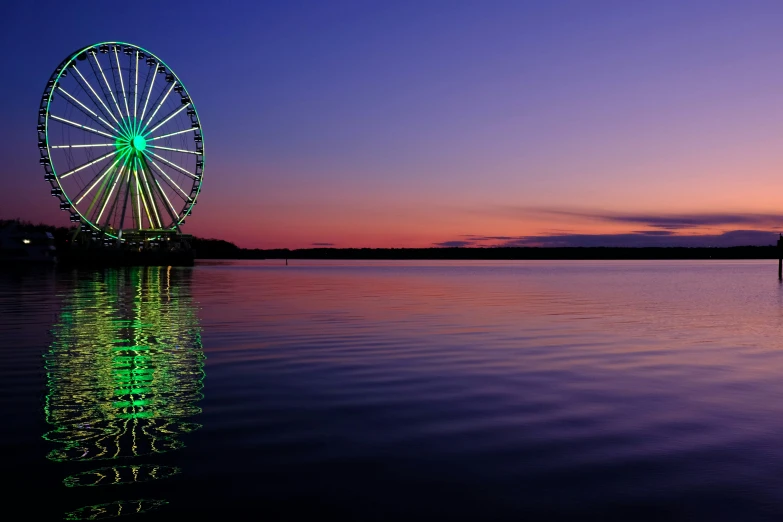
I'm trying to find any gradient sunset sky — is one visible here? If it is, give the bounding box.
[4,1,783,248]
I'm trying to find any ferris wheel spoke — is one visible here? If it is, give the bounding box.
[107,51,131,137]
[133,168,147,229]
[73,152,128,205]
[132,157,155,228]
[70,65,124,134]
[79,49,122,128]
[149,177,180,225]
[143,103,189,137]
[96,153,130,225]
[89,52,126,130]
[49,114,116,140]
[136,185,145,230]
[114,47,131,120]
[85,150,127,222]
[84,171,114,223]
[56,87,118,135]
[106,166,130,229]
[51,143,115,149]
[143,153,192,202]
[140,156,178,225]
[108,168,123,230]
[126,158,137,228]
[133,51,139,126]
[85,51,121,128]
[147,144,200,155]
[73,65,123,136]
[58,149,119,179]
[147,128,197,141]
[139,62,157,127]
[141,82,176,133]
[138,160,162,228]
[131,171,143,230]
[142,181,157,228]
[117,166,133,233]
[146,151,197,179]
[157,179,181,225]
[105,171,126,228]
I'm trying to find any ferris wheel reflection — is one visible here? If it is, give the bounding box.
[44,266,204,518]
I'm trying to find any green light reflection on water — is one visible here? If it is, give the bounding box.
[64,464,181,488]
[43,266,205,463]
[64,499,169,520]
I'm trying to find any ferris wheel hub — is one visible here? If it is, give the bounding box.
[131,135,146,152]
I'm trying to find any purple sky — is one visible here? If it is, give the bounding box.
[3,1,783,248]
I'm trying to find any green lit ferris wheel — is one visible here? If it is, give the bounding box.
[37,42,203,239]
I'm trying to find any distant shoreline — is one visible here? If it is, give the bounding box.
[195,245,782,260]
[3,222,779,261]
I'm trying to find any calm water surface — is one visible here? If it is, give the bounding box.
[5,260,783,520]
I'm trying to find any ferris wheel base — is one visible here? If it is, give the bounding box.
[60,230,195,267]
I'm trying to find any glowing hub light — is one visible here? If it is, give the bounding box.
[115,119,148,156]
[132,134,147,152]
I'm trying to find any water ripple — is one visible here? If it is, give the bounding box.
[7,260,783,519]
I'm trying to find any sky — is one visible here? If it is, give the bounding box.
[3,0,783,248]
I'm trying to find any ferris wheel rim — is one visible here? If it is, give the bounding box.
[38,41,204,239]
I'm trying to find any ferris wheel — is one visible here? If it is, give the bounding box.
[37,42,203,239]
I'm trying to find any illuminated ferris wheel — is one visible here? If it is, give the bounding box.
[37,42,204,239]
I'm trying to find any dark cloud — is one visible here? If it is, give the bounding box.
[445,208,783,248]
[311,242,335,246]
[607,215,765,230]
[434,240,475,248]
[436,230,779,248]
[466,235,516,241]
[532,209,783,230]
[496,229,778,248]
[634,230,674,236]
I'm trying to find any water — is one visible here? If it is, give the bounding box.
[4,260,783,520]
